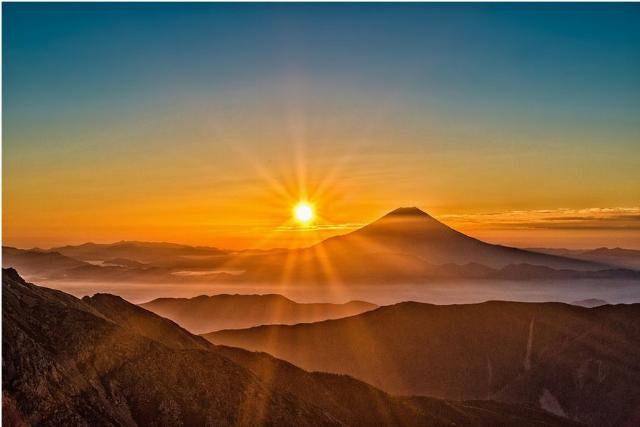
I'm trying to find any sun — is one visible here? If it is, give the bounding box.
[293,202,314,224]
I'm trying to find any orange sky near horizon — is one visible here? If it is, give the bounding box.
[5,213,640,251]
[4,166,640,250]
[4,110,639,250]
[3,103,640,250]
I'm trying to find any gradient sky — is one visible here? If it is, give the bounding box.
[3,3,640,249]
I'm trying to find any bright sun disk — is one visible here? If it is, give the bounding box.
[294,202,314,224]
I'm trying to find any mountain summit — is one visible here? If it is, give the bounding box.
[355,206,473,241]
[318,207,600,270]
[382,207,433,217]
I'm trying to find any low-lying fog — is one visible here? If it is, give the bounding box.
[38,279,640,306]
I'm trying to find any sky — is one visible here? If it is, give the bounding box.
[3,3,640,249]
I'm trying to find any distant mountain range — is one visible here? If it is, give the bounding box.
[140,294,377,334]
[3,269,579,427]
[529,247,640,270]
[206,299,640,427]
[3,208,639,285]
[50,240,228,268]
[1,244,238,284]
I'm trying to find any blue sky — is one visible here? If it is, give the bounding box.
[5,4,640,118]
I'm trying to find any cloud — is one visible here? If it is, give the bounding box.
[274,223,364,232]
[440,207,640,231]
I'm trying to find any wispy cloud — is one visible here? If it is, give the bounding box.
[274,223,364,232]
[440,207,640,231]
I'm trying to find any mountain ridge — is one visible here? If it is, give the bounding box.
[3,268,580,427]
[205,298,640,427]
[140,294,378,333]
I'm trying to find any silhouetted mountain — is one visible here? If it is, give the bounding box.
[316,207,602,270]
[50,241,228,268]
[2,246,237,285]
[488,264,639,280]
[571,298,609,308]
[3,269,578,426]
[529,247,640,270]
[206,300,640,427]
[430,263,639,281]
[140,294,377,333]
[2,246,91,278]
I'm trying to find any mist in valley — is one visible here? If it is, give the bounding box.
[39,278,639,306]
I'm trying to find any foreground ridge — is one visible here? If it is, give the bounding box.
[3,268,580,427]
[206,299,640,427]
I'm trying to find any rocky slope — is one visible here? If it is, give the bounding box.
[207,300,640,427]
[3,269,579,426]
